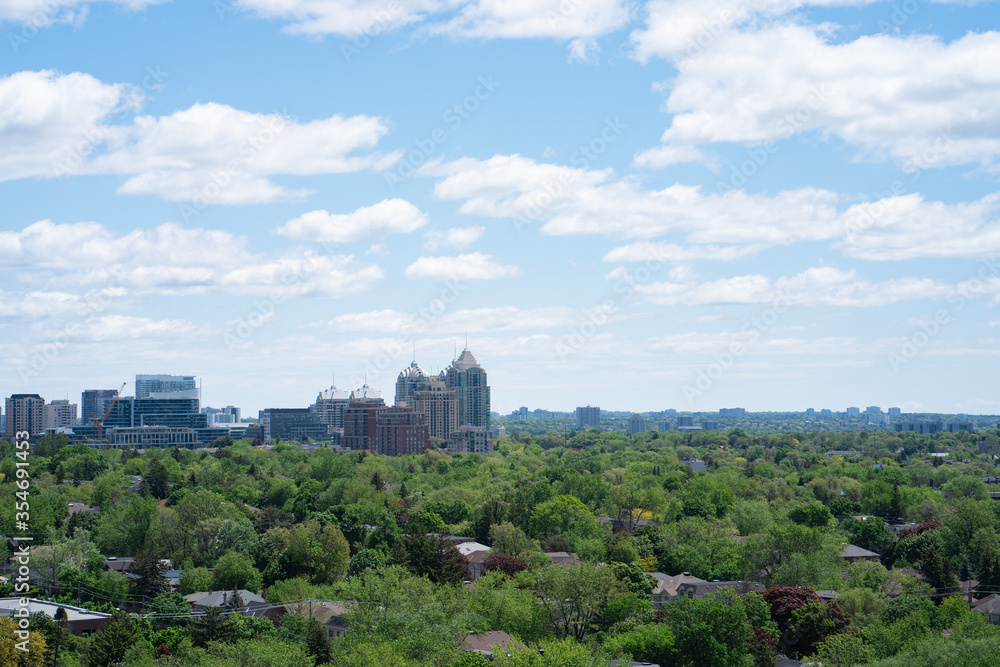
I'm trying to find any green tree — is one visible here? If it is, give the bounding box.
[89,610,138,667]
[214,551,263,593]
[180,567,215,595]
[188,606,236,647]
[526,564,623,640]
[604,623,677,666]
[306,618,333,665]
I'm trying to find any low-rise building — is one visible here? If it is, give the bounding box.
[0,598,111,635]
[649,572,707,607]
[675,580,765,600]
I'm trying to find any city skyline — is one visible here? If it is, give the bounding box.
[3,2,1000,415]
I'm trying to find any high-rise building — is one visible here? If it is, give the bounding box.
[81,389,119,425]
[447,425,493,454]
[202,405,241,425]
[444,348,490,428]
[701,420,720,431]
[888,407,902,416]
[4,394,45,438]
[314,382,350,433]
[102,397,208,430]
[575,405,601,429]
[343,385,385,451]
[846,407,861,416]
[676,415,694,428]
[375,407,430,456]
[627,414,645,435]
[865,406,882,415]
[44,400,78,430]
[412,376,459,441]
[394,361,429,407]
[135,374,197,398]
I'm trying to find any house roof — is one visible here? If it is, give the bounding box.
[973,593,1000,616]
[455,541,491,556]
[544,552,582,566]
[66,503,100,517]
[649,572,707,597]
[840,544,880,559]
[186,590,267,608]
[104,557,135,572]
[460,630,514,653]
[284,600,350,625]
[0,598,111,623]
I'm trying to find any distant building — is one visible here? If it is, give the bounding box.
[627,414,645,435]
[680,458,707,472]
[701,420,719,431]
[676,415,694,428]
[4,394,45,438]
[0,599,110,636]
[444,348,491,428]
[394,360,429,407]
[947,422,974,433]
[314,382,350,433]
[659,420,671,431]
[846,407,861,416]
[888,407,902,416]
[865,406,881,415]
[44,399,78,430]
[81,389,119,425]
[412,377,459,441]
[805,408,815,416]
[894,421,943,434]
[868,412,890,426]
[259,408,327,443]
[719,408,746,416]
[447,425,493,454]
[676,580,765,600]
[105,426,202,449]
[135,374,197,398]
[840,544,881,563]
[575,405,601,429]
[103,397,208,430]
[490,424,506,438]
[343,386,384,451]
[821,409,833,416]
[375,407,430,456]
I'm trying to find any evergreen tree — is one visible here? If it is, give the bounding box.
[306,618,333,665]
[132,551,170,605]
[89,610,138,667]
[189,606,237,647]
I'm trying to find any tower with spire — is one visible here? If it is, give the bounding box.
[443,344,491,428]
[394,358,429,408]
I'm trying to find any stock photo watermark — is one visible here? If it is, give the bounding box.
[385,75,501,191]
[682,292,794,404]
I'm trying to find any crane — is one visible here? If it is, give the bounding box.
[91,382,127,441]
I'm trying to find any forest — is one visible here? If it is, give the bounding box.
[1,425,1000,667]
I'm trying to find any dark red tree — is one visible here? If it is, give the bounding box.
[483,553,529,578]
[762,585,820,633]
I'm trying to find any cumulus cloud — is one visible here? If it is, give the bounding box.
[276,199,428,243]
[0,0,165,25]
[404,252,520,280]
[327,305,581,333]
[423,225,485,250]
[633,25,1000,170]
[0,71,395,203]
[0,220,384,297]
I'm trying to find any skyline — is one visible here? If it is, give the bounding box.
[2,2,1000,415]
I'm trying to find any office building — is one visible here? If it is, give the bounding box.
[627,414,645,435]
[846,407,861,416]
[81,389,120,425]
[105,426,202,449]
[575,405,601,429]
[412,376,459,441]
[102,398,209,430]
[444,348,491,428]
[4,394,45,439]
[44,399,78,430]
[135,374,197,398]
[888,407,902,416]
[447,425,493,454]
[259,408,327,443]
[394,361,429,408]
[375,407,430,456]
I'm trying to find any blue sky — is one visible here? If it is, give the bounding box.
[2,0,1000,416]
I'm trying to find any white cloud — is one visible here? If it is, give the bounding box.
[427,154,843,242]
[634,25,1000,170]
[237,0,631,53]
[423,225,485,250]
[404,252,520,280]
[0,220,384,297]
[630,266,948,306]
[327,305,582,333]
[0,71,395,203]
[276,199,428,243]
[603,242,762,262]
[76,315,201,342]
[0,0,164,25]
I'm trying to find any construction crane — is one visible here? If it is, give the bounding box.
[91,382,126,441]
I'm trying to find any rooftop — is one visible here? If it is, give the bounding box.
[0,598,111,623]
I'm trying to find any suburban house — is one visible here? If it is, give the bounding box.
[460,630,515,658]
[185,589,269,615]
[103,557,136,574]
[973,594,1000,625]
[455,541,491,581]
[675,580,765,600]
[840,544,881,563]
[283,600,350,638]
[544,552,582,567]
[0,598,110,635]
[649,572,707,607]
[65,503,100,519]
